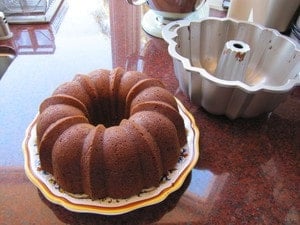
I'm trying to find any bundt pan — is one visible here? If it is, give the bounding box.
[162,18,300,119]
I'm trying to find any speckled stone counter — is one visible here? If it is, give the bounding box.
[0,0,299,224]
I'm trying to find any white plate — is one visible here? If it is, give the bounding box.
[22,98,199,215]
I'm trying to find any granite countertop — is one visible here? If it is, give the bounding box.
[0,0,299,224]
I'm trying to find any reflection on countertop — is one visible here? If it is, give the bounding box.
[0,0,299,224]
[2,0,68,54]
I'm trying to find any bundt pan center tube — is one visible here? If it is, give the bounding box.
[35,68,187,200]
[162,18,300,119]
[215,40,251,83]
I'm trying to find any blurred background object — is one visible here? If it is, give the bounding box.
[126,0,208,38]
[0,0,63,23]
[227,0,300,33]
[0,11,13,40]
[290,14,300,47]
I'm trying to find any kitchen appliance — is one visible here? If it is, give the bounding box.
[227,0,300,33]
[126,0,207,38]
[0,0,63,23]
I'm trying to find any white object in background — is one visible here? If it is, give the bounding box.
[0,0,48,14]
[126,0,207,38]
[0,12,13,40]
[290,14,300,47]
[0,0,63,24]
[227,0,300,32]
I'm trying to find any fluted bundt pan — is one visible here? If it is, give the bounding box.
[162,18,300,119]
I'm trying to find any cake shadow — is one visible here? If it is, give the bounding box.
[38,172,192,225]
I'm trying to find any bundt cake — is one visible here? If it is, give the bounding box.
[36,67,186,199]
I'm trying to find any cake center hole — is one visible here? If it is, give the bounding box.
[233,43,244,49]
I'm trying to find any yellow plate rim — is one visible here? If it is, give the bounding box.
[22,98,200,215]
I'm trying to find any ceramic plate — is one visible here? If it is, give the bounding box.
[22,98,200,215]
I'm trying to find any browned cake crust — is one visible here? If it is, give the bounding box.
[36,68,187,199]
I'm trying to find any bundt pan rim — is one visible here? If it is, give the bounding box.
[162,18,300,119]
[162,17,300,93]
